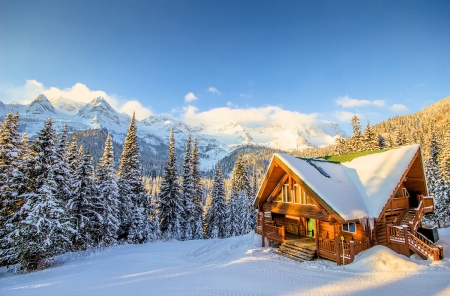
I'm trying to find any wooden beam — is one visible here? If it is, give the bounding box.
[267,173,288,203]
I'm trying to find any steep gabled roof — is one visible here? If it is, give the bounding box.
[256,144,421,220]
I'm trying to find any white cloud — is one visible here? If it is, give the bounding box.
[184,92,198,102]
[180,105,318,128]
[226,101,238,108]
[335,95,385,108]
[333,111,359,122]
[207,87,221,96]
[390,104,409,112]
[0,80,153,120]
[120,101,153,120]
[240,93,252,98]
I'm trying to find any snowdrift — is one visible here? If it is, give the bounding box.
[347,245,428,272]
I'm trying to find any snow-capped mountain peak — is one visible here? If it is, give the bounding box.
[50,96,85,115]
[26,94,56,115]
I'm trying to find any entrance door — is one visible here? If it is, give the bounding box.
[307,218,315,237]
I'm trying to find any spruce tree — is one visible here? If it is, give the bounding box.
[0,111,24,265]
[181,135,195,240]
[440,121,450,182]
[117,113,149,243]
[4,169,73,272]
[228,155,252,236]
[158,127,183,240]
[95,133,120,246]
[191,137,204,239]
[54,125,72,205]
[68,147,100,249]
[363,121,377,151]
[350,115,363,152]
[204,164,228,238]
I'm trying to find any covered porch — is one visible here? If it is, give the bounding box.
[257,212,370,264]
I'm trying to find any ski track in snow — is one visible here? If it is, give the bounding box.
[1,229,450,295]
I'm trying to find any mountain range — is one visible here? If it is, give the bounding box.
[0,95,347,170]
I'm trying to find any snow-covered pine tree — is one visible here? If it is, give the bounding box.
[180,135,195,240]
[53,125,72,205]
[67,135,79,173]
[117,113,149,244]
[378,134,387,149]
[204,164,228,238]
[147,195,161,241]
[4,168,73,273]
[68,147,101,249]
[424,131,446,227]
[158,127,183,240]
[95,133,119,246]
[0,111,25,265]
[363,121,377,151]
[191,137,204,239]
[228,154,252,236]
[440,121,450,182]
[350,115,363,152]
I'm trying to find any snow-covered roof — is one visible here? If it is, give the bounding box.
[274,144,420,220]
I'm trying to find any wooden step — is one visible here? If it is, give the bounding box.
[275,242,316,262]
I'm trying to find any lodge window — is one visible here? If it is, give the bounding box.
[342,222,356,233]
[274,182,314,205]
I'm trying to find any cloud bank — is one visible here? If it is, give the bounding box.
[0,80,153,120]
[180,105,319,128]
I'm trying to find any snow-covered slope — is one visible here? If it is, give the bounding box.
[0,95,347,170]
[1,229,450,295]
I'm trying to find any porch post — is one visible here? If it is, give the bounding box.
[315,219,320,258]
[334,223,341,265]
[261,213,266,247]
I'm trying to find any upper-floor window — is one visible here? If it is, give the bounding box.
[274,181,314,205]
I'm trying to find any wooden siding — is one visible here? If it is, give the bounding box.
[264,202,328,220]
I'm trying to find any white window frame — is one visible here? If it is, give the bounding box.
[402,188,410,197]
[342,222,357,233]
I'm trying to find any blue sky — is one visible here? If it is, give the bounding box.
[1,0,449,133]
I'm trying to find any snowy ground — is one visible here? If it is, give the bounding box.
[2,229,450,296]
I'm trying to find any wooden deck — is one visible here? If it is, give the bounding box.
[284,233,316,249]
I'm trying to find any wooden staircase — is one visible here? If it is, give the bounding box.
[375,215,396,246]
[275,241,316,262]
[401,210,416,227]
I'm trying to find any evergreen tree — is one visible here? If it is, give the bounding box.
[363,121,377,151]
[191,137,204,239]
[54,125,72,204]
[4,169,73,272]
[95,133,119,246]
[228,154,252,236]
[158,127,183,240]
[440,121,450,182]
[181,135,195,240]
[147,195,161,241]
[0,111,24,265]
[117,113,149,243]
[350,115,363,152]
[204,164,228,238]
[68,147,100,249]
[424,132,446,227]
[378,134,387,149]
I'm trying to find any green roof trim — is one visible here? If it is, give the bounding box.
[322,149,391,163]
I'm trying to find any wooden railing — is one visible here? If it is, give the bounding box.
[391,197,408,210]
[387,224,441,260]
[318,238,336,253]
[319,238,369,264]
[264,224,285,243]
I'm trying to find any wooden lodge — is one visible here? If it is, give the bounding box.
[254,144,443,264]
